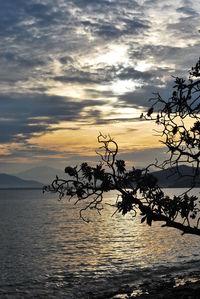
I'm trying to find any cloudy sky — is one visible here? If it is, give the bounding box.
[1,0,200,173]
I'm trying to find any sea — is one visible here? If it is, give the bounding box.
[0,189,200,298]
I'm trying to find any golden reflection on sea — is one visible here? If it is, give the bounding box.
[46,189,200,275]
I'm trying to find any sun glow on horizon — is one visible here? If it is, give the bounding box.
[29,119,162,159]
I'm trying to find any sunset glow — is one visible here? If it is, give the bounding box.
[1,0,200,172]
[2,2,200,298]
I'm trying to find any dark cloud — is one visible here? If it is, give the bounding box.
[59,56,74,65]
[129,43,200,73]
[54,74,101,84]
[71,0,111,7]
[53,65,115,85]
[176,6,198,16]
[144,0,160,6]
[2,52,46,69]
[119,80,175,109]
[93,23,123,39]
[54,64,153,87]
[166,2,199,42]
[129,44,181,61]
[0,93,106,143]
[0,0,26,36]
[167,16,198,35]
[121,18,150,35]
[24,3,51,19]
[88,19,150,39]
[117,67,152,81]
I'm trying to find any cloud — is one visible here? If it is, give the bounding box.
[176,6,198,16]
[0,93,106,143]
[117,66,152,81]
[87,19,150,40]
[119,79,175,109]
[1,0,200,170]
[53,64,152,85]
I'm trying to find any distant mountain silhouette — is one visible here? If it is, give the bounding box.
[2,165,198,189]
[152,165,200,188]
[17,166,65,185]
[0,173,42,189]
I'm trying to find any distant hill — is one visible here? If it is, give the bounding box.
[3,165,199,189]
[152,165,200,188]
[17,166,65,185]
[0,173,42,189]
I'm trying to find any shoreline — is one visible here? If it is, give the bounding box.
[89,270,200,299]
[133,278,200,299]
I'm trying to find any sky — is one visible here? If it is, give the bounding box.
[1,0,200,173]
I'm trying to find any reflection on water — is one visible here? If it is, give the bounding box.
[0,189,200,298]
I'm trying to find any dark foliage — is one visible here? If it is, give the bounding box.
[44,59,200,236]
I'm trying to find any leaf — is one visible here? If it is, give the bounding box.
[146,216,152,226]
[141,216,146,223]
[172,91,177,97]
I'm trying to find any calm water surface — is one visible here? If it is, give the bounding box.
[0,189,200,298]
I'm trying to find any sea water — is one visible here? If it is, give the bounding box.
[0,189,200,298]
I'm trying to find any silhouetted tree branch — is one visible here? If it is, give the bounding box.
[143,58,200,186]
[44,59,200,236]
